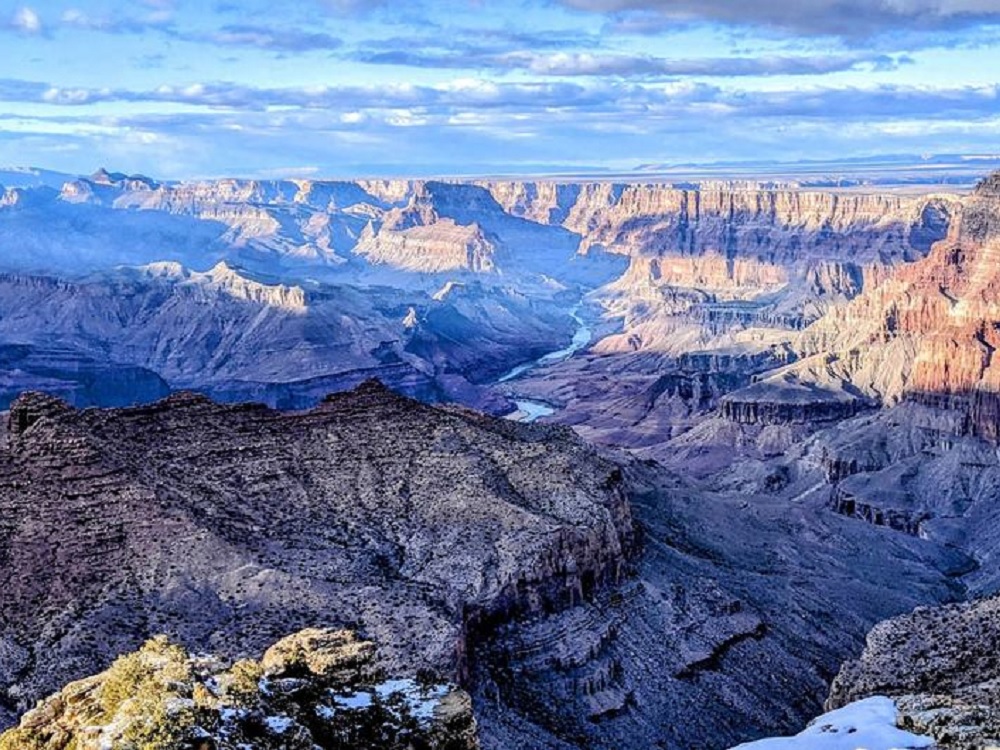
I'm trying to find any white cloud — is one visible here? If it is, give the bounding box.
[12,6,42,34]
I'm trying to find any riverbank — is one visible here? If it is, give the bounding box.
[499,305,592,423]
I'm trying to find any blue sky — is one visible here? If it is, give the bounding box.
[2,0,1000,177]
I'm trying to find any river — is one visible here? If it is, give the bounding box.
[499,306,591,423]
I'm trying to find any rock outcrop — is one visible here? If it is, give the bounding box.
[828,596,1000,749]
[719,379,868,426]
[0,628,479,750]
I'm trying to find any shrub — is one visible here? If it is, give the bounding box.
[225,660,263,709]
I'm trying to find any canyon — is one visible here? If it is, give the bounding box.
[2,167,1000,748]
[0,384,971,749]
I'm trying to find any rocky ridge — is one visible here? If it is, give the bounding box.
[0,382,636,737]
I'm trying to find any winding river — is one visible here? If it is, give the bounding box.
[499,306,592,423]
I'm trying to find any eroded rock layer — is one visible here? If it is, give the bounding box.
[0,382,635,732]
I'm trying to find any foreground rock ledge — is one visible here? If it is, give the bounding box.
[828,595,1000,749]
[0,627,479,750]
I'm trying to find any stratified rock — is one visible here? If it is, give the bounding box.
[7,391,72,439]
[719,379,868,426]
[354,181,615,284]
[784,171,1000,440]
[0,381,636,731]
[0,344,170,411]
[480,180,951,262]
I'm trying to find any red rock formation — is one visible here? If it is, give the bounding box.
[794,172,1000,439]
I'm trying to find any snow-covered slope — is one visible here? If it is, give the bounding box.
[731,697,933,750]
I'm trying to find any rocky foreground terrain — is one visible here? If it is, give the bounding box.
[0,628,478,750]
[828,596,1000,749]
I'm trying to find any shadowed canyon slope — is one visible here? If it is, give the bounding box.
[0,384,634,739]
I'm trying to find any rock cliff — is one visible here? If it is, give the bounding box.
[828,596,1000,749]
[479,180,953,264]
[774,171,1000,439]
[0,383,636,734]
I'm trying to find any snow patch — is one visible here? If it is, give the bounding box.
[325,678,451,723]
[433,280,463,301]
[730,697,934,750]
[264,714,295,734]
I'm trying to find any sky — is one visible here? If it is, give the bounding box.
[2,0,1000,178]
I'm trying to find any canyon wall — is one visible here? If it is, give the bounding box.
[480,179,955,261]
[0,383,637,729]
[778,174,1000,438]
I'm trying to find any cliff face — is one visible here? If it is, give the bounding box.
[0,384,636,729]
[475,180,583,225]
[479,180,954,261]
[0,342,170,411]
[355,220,501,273]
[718,380,868,426]
[355,181,599,280]
[781,173,1000,439]
[354,183,506,273]
[3,174,955,285]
